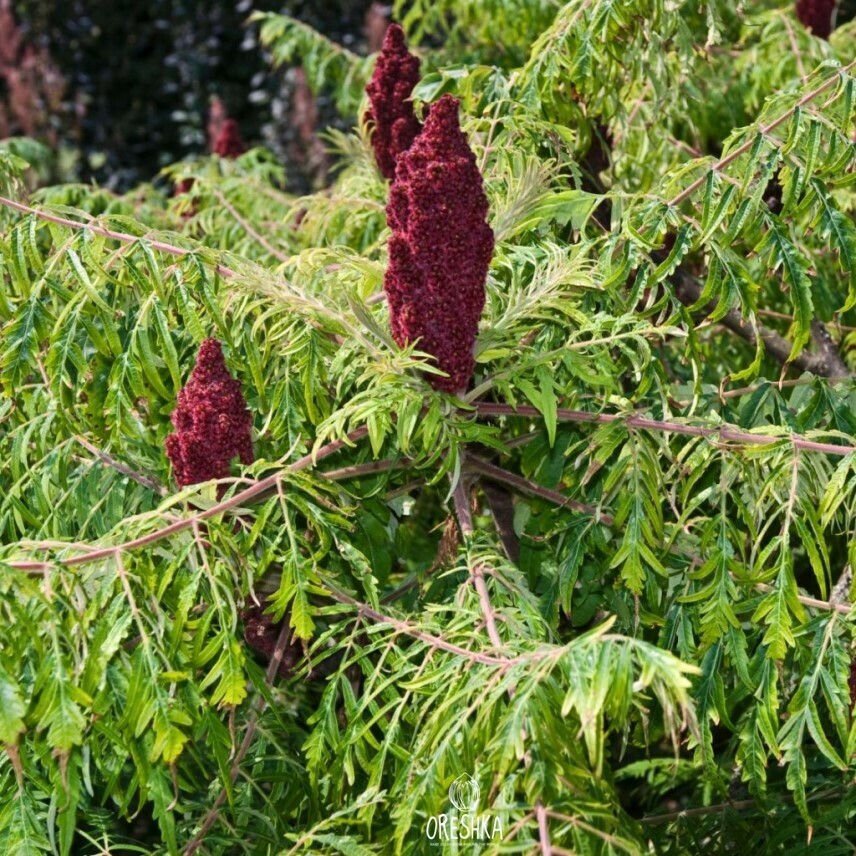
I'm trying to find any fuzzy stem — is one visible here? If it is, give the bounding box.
[474,403,856,457]
[8,427,369,571]
[0,194,236,278]
[451,464,505,649]
[667,59,856,208]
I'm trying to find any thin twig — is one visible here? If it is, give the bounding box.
[74,435,166,495]
[757,307,856,333]
[321,458,406,481]
[0,194,236,278]
[474,402,856,457]
[536,803,552,855]
[641,797,758,824]
[213,189,290,263]
[753,581,851,616]
[718,375,852,401]
[668,59,856,208]
[782,14,807,80]
[642,785,847,825]
[451,464,504,649]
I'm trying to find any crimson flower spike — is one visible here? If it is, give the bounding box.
[175,112,245,199]
[165,339,254,488]
[384,94,494,394]
[795,0,837,38]
[212,118,247,158]
[364,23,422,179]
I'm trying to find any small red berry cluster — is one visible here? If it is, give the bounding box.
[795,0,837,38]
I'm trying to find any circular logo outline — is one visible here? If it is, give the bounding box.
[448,773,480,812]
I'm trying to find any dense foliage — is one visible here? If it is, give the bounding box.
[2,1,856,853]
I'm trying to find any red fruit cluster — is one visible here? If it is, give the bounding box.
[384,94,494,393]
[212,118,247,158]
[165,339,254,487]
[241,605,302,679]
[364,23,422,180]
[796,0,836,37]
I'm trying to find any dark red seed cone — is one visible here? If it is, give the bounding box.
[241,605,301,679]
[796,0,837,38]
[165,339,254,487]
[364,23,422,180]
[212,118,247,158]
[383,94,494,393]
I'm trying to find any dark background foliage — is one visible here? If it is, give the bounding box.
[6,0,377,190]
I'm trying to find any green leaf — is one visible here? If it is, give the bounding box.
[0,667,26,744]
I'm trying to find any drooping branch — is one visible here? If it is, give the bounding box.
[74,435,166,495]
[321,458,406,481]
[468,456,612,522]
[7,427,369,571]
[0,193,237,278]
[474,402,856,456]
[470,455,851,618]
[451,462,505,649]
[667,59,856,209]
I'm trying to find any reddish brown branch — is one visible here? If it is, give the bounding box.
[451,465,504,649]
[667,59,856,208]
[0,194,236,278]
[468,456,614,524]
[475,403,856,457]
[8,427,368,572]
